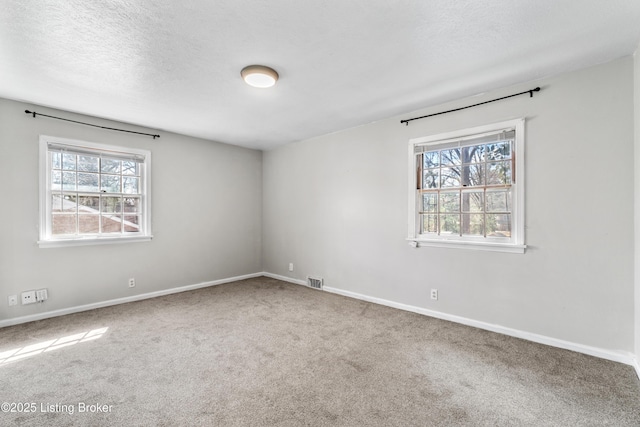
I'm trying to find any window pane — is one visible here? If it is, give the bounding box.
[123,197,140,213]
[422,193,437,213]
[461,165,483,187]
[62,153,76,171]
[486,161,512,185]
[440,148,461,166]
[101,159,121,174]
[123,177,139,194]
[486,141,511,161]
[122,161,139,176]
[101,175,121,193]
[462,214,484,236]
[101,215,122,233]
[77,155,99,172]
[78,215,100,233]
[62,172,76,190]
[462,144,484,164]
[486,214,511,237]
[78,195,100,212]
[102,196,122,213]
[439,214,460,235]
[440,167,461,188]
[51,194,63,212]
[51,152,61,170]
[462,192,483,212]
[486,190,511,212]
[52,214,76,235]
[123,215,141,232]
[439,192,460,213]
[423,151,439,168]
[78,173,99,192]
[51,171,62,191]
[421,214,437,234]
[423,169,439,189]
[62,194,77,212]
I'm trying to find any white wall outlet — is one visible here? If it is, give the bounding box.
[21,291,36,305]
[430,289,438,300]
[288,263,294,272]
[128,278,136,288]
[8,295,18,306]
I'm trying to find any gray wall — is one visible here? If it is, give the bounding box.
[263,57,635,354]
[0,98,262,322]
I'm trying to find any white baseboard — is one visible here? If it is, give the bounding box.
[0,272,263,328]
[262,272,307,286]
[317,285,636,368]
[633,358,640,380]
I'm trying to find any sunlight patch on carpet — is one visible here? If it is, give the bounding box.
[0,327,108,366]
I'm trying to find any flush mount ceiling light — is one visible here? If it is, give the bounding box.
[241,65,279,88]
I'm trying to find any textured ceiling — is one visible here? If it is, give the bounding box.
[1,1,640,150]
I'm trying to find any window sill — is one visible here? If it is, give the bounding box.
[407,238,526,254]
[38,235,153,249]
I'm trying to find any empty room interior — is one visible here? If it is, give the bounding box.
[2,1,640,425]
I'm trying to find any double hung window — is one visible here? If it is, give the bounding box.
[408,119,525,253]
[39,136,151,247]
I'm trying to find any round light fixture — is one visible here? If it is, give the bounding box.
[241,65,279,88]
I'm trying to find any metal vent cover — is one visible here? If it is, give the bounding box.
[307,276,323,290]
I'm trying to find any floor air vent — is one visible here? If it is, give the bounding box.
[307,276,323,290]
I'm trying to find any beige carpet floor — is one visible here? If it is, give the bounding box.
[1,276,639,426]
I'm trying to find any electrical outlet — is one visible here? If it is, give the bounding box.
[288,263,294,272]
[430,289,438,300]
[8,295,18,306]
[128,278,136,288]
[21,291,36,305]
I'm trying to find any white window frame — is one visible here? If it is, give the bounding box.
[407,119,526,254]
[38,135,152,248]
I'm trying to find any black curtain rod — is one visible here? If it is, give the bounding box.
[400,87,541,126]
[24,110,160,139]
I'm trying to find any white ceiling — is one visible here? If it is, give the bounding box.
[1,1,640,150]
